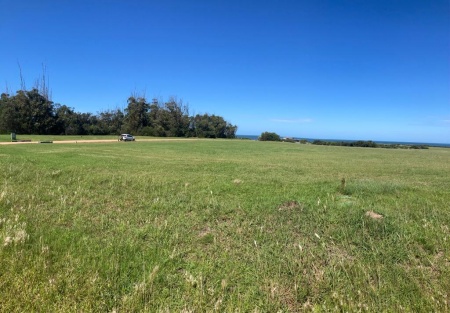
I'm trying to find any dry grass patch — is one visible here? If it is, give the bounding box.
[277,200,303,211]
[365,210,383,220]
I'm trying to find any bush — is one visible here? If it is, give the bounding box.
[259,131,281,141]
[282,137,296,143]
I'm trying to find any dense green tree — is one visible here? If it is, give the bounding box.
[163,97,190,137]
[123,96,149,134]
[0,89,56,134]
[78,113,98,135]
[97,109,124,135]
[144,97,190,137]
[54,104,81,135]
[26,88,56,134]
[11,90,32,133]
[192,114,237,138]
[259,131,281,141]
[146,99,166,136]
[0,93,17,133]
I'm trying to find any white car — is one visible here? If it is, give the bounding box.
[119,134,135,141]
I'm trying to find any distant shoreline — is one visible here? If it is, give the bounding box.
[236,135,450,148]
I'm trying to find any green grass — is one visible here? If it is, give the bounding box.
[0,140,449,312]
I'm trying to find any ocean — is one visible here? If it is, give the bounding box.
[236,135,450,148]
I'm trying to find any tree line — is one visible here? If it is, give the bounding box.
[311,139,429,149]
[0,89,237,138]
[258,131,429,149]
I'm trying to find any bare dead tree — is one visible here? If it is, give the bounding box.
[18,61,26,91]
[130,87,147,102]
[4,81,10,95]
[34,63,51,100]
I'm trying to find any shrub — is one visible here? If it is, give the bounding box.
[282,137,296,143]
[258,131,281,141]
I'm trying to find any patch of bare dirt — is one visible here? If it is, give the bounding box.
[198,226,211,238]
[365,210,383,220]
[278,200,303,211]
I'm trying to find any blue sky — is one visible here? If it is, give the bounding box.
[1,0,449,143]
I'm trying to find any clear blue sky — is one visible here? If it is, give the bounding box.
[1,0,449,143]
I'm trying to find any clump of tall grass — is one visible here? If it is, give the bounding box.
[338,178,405,197]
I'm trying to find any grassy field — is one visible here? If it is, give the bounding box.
[0,139,449,312]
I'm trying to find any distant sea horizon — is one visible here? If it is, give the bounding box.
[236,135,450,148]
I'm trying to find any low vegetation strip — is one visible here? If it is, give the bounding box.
[0,141,449,312]
[311,139,430,149]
